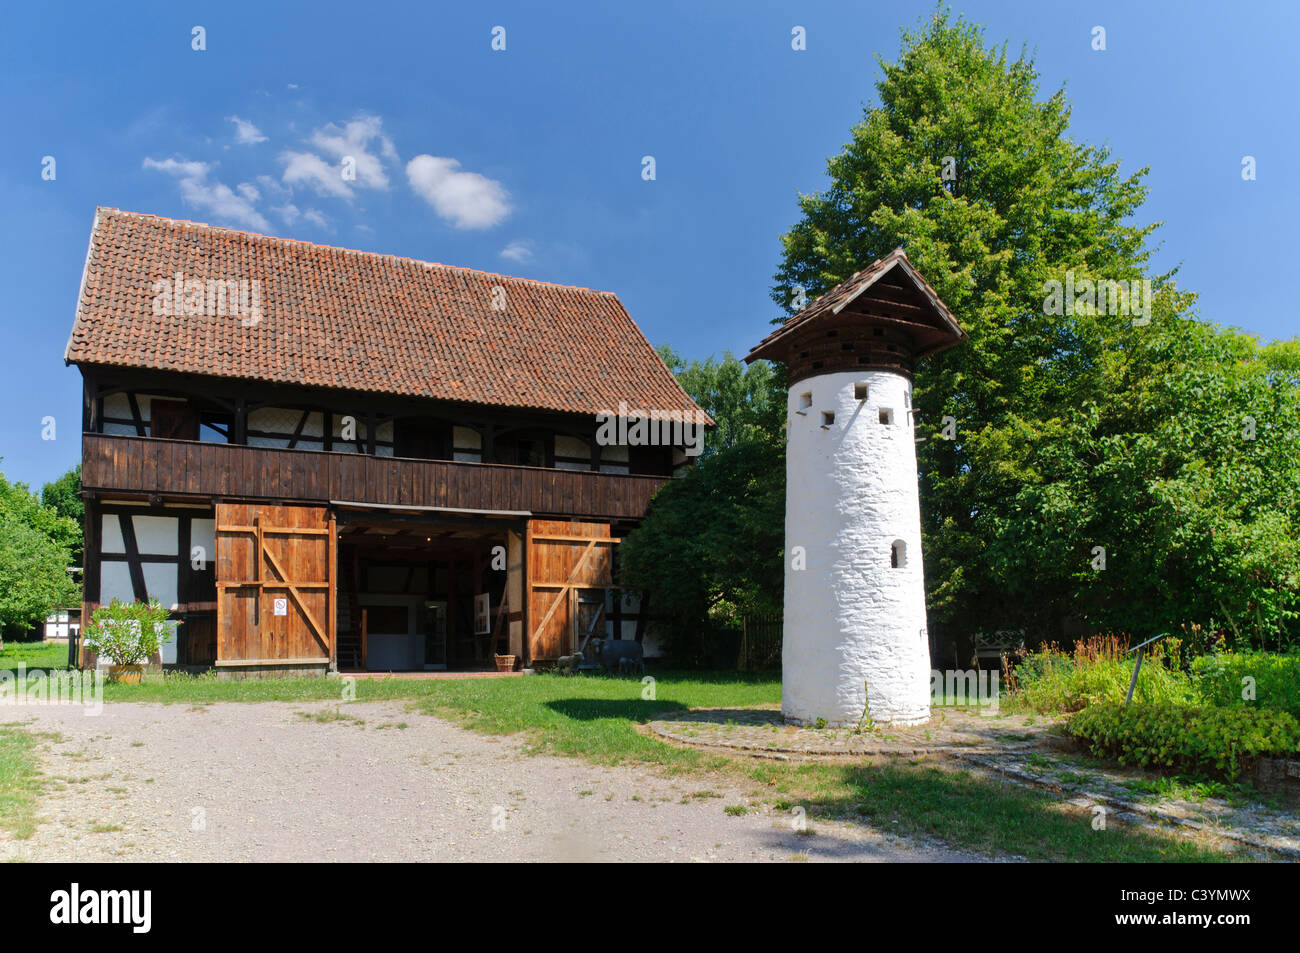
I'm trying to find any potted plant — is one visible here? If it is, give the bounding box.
[82,598,173,683]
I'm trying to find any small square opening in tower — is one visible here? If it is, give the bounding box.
[821,411,835,427]
[879,408,894,425]
[854,381,869,400]
[798,392,812,412]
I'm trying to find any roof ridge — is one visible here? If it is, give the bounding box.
[94,206,617,297]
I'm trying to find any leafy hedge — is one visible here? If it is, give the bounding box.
[1067,703,1300,780]
[1190,652,1300,716]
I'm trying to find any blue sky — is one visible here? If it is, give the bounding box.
[2,1,1296,489]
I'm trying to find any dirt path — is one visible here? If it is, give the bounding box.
[0,700,983,863]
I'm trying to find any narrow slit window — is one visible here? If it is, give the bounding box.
[891,540,907,569]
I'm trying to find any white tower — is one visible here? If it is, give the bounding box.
[746,250,965,726]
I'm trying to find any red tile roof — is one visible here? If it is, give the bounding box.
[65,208,708,421]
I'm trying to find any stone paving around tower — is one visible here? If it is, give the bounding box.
[645,705,1043,757]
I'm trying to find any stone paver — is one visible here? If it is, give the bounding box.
[646,705,1043,757]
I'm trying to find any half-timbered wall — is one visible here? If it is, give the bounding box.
[83,500,218,666]
[86,372,684,478]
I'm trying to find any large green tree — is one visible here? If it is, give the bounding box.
[619,353,785,658]
[41,465,83,563]
[771,10,1300,650]
[0,467,81,642]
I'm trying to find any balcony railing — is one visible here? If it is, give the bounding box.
[82,433,668,521]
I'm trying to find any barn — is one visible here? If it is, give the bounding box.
[65,208,709,676]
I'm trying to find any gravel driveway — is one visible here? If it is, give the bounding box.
[0,700,982,863]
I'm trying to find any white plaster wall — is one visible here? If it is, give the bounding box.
[99,563,135,605]
[132,516,179,555]
[783,369,931,726]
[191,518,216,566]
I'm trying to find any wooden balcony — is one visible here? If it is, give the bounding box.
[81,433,668,521]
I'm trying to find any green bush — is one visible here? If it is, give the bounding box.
[1190,652,1300,716]
[1067,702,1300,780]
[82,599,171,667]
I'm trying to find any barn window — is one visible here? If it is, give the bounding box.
[821,411,835,427]
[879,408,894,425]
[199,411,233,443]
[891,540,907,569]
[854,382,869,400]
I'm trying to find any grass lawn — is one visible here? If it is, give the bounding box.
[0,641,68,673]
[96,668,1230,861]
[0,723,44,840]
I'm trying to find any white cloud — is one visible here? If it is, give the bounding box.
[236,182,259,203]
[500,240,534,263]
[308,115,397,190]
[280,150,354,199]
[302,209,331,230]
[406,155,510,229]
[256,174,290,201]
[143,157,271,232]
[228,116,268,145]
[273,203,301,225]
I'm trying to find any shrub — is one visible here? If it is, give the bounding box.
[1005,637,1194,713]
[82,599,171,667]
[1190,652,1300,716]
[1067,702,1300,780]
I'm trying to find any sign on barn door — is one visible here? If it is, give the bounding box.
[214,503,335,667]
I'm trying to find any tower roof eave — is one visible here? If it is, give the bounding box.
[745,250,966,366]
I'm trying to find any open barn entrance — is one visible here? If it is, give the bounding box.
[333,507,524,673]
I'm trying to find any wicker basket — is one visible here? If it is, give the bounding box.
[494,654,517,673]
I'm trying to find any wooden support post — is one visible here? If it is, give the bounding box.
[234,398,248,445]
[328,512,338,670]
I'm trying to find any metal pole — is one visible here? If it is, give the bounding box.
[1124,645,1145,706]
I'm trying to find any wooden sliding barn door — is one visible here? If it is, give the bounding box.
[526,520,615,662]
[215,503,335,668]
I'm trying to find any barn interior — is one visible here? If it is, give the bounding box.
[333,508,518,672]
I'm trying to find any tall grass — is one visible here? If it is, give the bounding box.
[1005,636,1195,713]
